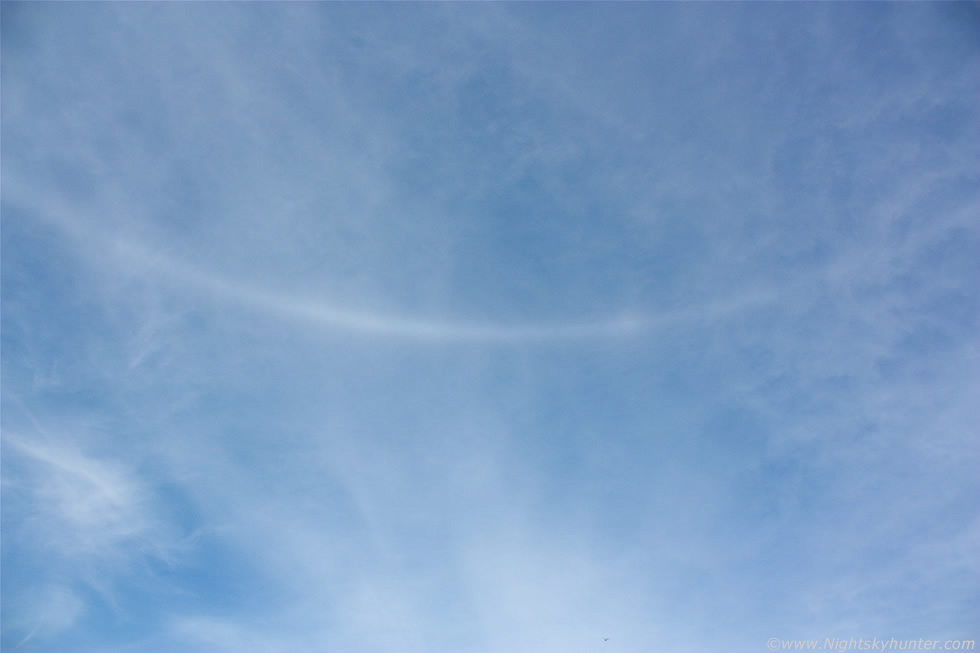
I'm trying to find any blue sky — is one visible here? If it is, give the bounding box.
[1,3,978,652]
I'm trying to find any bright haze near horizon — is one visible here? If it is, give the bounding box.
[2,4,978,652]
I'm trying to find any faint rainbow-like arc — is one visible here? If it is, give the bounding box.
[111,235,775,343]
[7,179,775,343]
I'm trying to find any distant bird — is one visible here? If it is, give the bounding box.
[604,638,609,642]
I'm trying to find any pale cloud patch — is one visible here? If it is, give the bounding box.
[7,585,85,648]
[1,430,184,644]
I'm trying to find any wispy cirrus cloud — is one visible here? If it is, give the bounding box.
[1,425,184,647]
[3,433,172,563]
[6,585,85,648]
